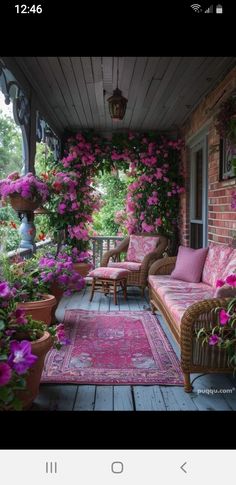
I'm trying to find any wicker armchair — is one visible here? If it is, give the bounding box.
[101,233,168,295]
[148,257,231,392]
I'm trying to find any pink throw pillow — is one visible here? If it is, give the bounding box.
[170,246,209,283]
[126,235,159,263]
[214,285,236,298]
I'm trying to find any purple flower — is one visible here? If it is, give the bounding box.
[0,363,12,386]
[8,340,38,374]
[209,335,220,346]
[10,308,28,325]
[57,274,69,285]
[0,282,12,298]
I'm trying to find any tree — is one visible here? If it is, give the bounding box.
[0,110,23,178]
[92,171,130,235]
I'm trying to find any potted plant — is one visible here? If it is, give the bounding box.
[28,249,86,322]
[0,281,68,410]
[197,273,236,372]
[0,254,56,325]
[58,245,93,277]
[0,171,50,212]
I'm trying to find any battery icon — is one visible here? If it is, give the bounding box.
[216,4,223,13]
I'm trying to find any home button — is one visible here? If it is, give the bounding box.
[111,461,124,474]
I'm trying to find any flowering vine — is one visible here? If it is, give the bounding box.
[44,131,185,250]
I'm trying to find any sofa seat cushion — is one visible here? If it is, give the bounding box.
[88,267,130,280]
[148,275,214,328]
[202,242,233,286]
[126,235,159,262]
[108,261,141,272]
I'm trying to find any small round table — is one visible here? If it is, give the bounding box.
[88,267,130,305]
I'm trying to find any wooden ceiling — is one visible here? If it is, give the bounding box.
[12,57,236,135]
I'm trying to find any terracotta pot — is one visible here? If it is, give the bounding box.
[9,194,42,212]
[73,262,91,277]
[49,283,64,323]
[18,294,56,325]
[17,331,53,410]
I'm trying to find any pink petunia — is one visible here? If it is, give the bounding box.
[225,274,236,287]
[209,335,220,346]
[219,309,230,325]
[216,279,225,288]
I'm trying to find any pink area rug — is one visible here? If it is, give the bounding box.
[41,310,184,385]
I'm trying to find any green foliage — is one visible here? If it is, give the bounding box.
[0,206,20,251]
[92,171,130,236]
[0,110,23,178]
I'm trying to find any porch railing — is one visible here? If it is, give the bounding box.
[5,236,124,268]
[89,236,123,268]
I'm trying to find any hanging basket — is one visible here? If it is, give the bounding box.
[9,194,42,212]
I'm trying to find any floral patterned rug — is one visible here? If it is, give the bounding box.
[41,310,183,385]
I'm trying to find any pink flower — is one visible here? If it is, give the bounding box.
[216,279,225,288]
[219,309,230,325]
[225,274,236,287]
[209,335,220,346]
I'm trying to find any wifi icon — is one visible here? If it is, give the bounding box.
[190,3,202,11]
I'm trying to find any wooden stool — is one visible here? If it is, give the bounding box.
[88,267,130,305]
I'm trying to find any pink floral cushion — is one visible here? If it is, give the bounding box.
[221,248,236,280]
[170,246,208,283]
[148,275,214,328]
[126,235,159,263]
[202,243,233,286]
[88,267,130,280]
[108,261,141,272]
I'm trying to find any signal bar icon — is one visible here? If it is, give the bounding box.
[205,4,213,13]
[190,4,202,12]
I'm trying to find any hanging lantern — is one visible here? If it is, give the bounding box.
[107,88,127,120]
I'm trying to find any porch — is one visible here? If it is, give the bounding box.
[33,283,236,411]
[1,57,236,412]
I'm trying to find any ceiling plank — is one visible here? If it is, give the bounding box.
[127,57,162,130]
[141,57,183,129]
[47,57,79,130]
[81,57,100,130]
[71,57,94,128]
[59,57,88,127]
[15,57,65,134]
[122,57,147,129]
[92,57,106,130]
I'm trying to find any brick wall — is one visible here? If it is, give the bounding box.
[179,66,236,247]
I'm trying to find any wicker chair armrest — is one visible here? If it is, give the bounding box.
[101,237,130,266]
[101,248,120,266]
[148,256,177,275]
[141,248,165,268]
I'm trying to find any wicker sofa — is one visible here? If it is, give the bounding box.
[148,243,236,392]
[101,233,168,295]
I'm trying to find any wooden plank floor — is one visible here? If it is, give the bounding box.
[32,283,236,411]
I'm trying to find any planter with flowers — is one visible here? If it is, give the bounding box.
[0,255,56,325]
[30,249,86,321]
[0,281,68,410]
[58,245,93,277]
[0,171,50,212]
[197,273,236,372]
